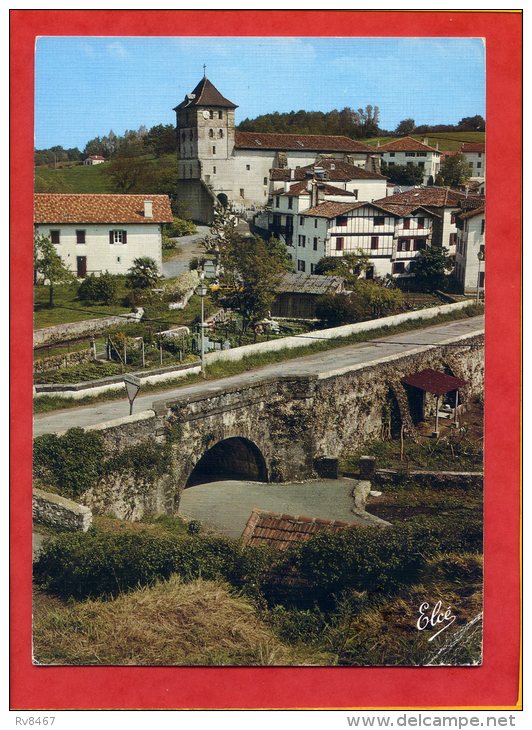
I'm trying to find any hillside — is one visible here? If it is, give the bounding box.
[365,131,486,151]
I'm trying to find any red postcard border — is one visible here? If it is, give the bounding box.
[10,10,522,711]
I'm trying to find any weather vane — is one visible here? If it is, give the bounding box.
[203,64,206,77]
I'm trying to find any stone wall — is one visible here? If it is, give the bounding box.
[372,469,483,489]
[34,313,141,347]
[34,348,93,374]
[33,487,93,532]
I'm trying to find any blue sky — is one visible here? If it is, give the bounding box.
[35,36,485,150]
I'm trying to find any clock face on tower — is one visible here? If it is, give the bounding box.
[202,110,210,119]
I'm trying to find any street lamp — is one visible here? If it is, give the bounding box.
[476,248,485,304]
[195,275,208,378]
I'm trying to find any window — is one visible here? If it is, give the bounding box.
[76,230,86,244]
[416,152,427,157]
[415,239,425,251]
[374,216,385,226]
[300,216,305,226]
[388,161,395,166]
[335,237,344,251]
[477,162,482,169]
[213,166,216,174]
[389,152,395,157]
[288,198,293,210]
[398,238,411,252]
[313,237,318,250]
[478,272,485,288]
[109,229,127,244]
[418,162,424,168]
[212,146,216,154]
[218,110,223,119]
[417,217,425,229]
[450,212,457,224]
[314,219,318,229]
[275,196,280,207]
[246,164,251,171]
[209,110,214,119]
[469,162,474,168]
[272,214,281,227]
[478,152,482,158]
[393,262,406,274]
[406,161,414,167]
[405,152,416,157]
[240,188,245,198]
[403,218,411,229]
[481,219,485,235]
[371,237,379,250]
[336,216,348,226]
[298,235,306,248]
[209,129,214,138]
[218,129,224,138]
[310,263,316,274]
[449,232,457,245]
[50,230,60,244]
[297,259,306,272]
[264,177,268,186]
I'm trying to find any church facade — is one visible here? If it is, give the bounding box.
[174,76,381,223]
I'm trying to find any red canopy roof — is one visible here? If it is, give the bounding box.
[402,369,466,395]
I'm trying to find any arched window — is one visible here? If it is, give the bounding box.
[189,130,193,141]
[209,129,214,138]
[218,129,224,138]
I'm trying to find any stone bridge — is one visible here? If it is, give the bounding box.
[81,329,484,520]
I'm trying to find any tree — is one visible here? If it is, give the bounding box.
[380,162,424,186]
[410,246,454,292]
[395,118,416,136]
[457,115,485,131]
[144,124,178,156]
[103,157,145,192]
[126,257,160,290]
[354,280,404,318]
[315,293,366,327]
[34,234,76,306]
[213,233,287,333]
[314,252,371,286]
[436,153,472,187]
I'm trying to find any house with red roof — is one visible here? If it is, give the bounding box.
[461,142,485,179]
[34,194,173,277]
[173,76,382,223]
[375,137,442,185]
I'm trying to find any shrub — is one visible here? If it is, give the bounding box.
[126,257,160,290]
[165,218,197,238]
[33,428,105,499]
[315,293,365,327]
[78,272,120,304]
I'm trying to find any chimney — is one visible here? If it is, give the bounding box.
[423,137,429,146]
[435,142,439,151]
[284,181,290,193]
[316,184,325,205]
[144,200,153,218]
[306,179,313,193]
[290,168,295,180]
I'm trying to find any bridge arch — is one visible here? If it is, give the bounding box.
[185,436,269,488]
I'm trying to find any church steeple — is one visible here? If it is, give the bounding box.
[173,77,237,112]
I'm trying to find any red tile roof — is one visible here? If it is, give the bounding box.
[34,194,174,224]
[374,187,473,210]
[461,142,485,153]
[375,202,440,218]
[301,201,365,218]
[86,155,105,160]
[235,131,374,153]
[174,77,237,111]
[458,205,485,221]
[241,509,359,551]
[270,159,387,182]
[376,136,440,153]
[273,181,356,197]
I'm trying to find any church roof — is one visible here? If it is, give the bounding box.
[271,159,386,182]
[174,77,237,111]
[235,131,374,153]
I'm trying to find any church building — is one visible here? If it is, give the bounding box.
[174,76,381,224]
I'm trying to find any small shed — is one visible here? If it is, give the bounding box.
[270,273,345,319]
[401,368,466,436]
[241,508,358,551]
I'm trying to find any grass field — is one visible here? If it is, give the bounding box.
[34,284,131,329]
[35,163,115,193]
[365,131,485,151]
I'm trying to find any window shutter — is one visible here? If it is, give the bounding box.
[122,230,127,244]
[109,231,114,244]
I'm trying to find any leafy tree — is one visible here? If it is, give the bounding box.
[34,234,76,306]
[354,280,404,318]
[144,124,178,156]
[103,157,146,192]
[410,246,454,291]
[126,257,160,290]
[436,153,472,187]
[380,162,424,186]
[315,293,366,327]
[395,118,416,136]
[457,115,485,131]
[213,233,287,333]
[78,272,120,304]
[314,252,371,286]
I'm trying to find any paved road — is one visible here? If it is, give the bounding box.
[162,225,210,278]
[33,315,484,436]
[179,477,367,538]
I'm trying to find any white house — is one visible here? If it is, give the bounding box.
[373,186,484,257]
[173,76,381,223]
[375,137,441,185]
[34,194,173,277]
[83,155,106,166]
[455,205,485,295]
[461,142,485,180]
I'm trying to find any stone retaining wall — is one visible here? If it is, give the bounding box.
[34,313,141,347]
[373,469,483,489]
[34,348,93,374]
[33,487,93,532]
